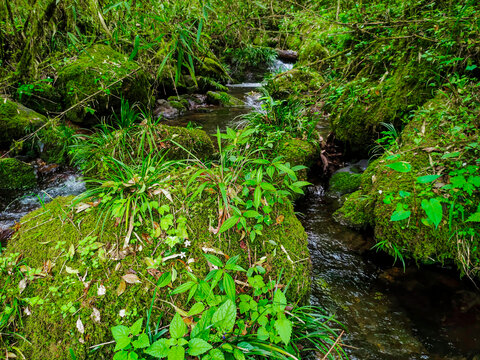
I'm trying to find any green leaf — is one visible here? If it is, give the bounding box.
[223,273,236,302]
[390,203,411,222]
[168,345,185,360]
[219,216,239,233]
[145,339,170,358]
[386,161,412,173]
[274,315,292,345]
[128,351,139,360]
[187,338,212,356]
[416,175,441,184]
[130,318,143,336]
[187,302,205,317]
[132,333,150,349]
[113,351,129,360]
[158,272,172,288]
[208,349,225,360]
[273,290,287,313]
[233,348,246,360]
[204,254,224,268]
[243,210,260,218]
[257,326,269,340]
[170,313,187,339]
[212,299,236,332]
[421,198,443,228]
[112,325,131,351]
[171,281,195,295]
[466,212,480,222]
[254,186,262,209]
[260,182,276,191]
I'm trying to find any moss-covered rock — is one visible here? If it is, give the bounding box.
[56,44,151,125]
[277,138,319,180]
[206,91,244,107]
[0,98,46,148]
[298,40,329,63]
[335,90,480,274]
[0,158,36,190]
[328,172,361,195]
[0,176,311,359]
[265,67,324,100]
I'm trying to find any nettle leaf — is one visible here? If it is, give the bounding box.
[128,351,139,360]
[421,198,443,228]
[113,351,129,360]
[390,203,411,222]
[274,315,292,345]
[386,161,412,173]
[208,348,225,360]
[170,313,187,339]
[212,299,236,332]
[132,333,150,349]
[130,318,143,336]
[112,325,131,351]
[257,326,269,341]
[145,339,169,358]
[417,174,441,184]
[188,338,212,356]
[168,345,185,360]
[273,290,287,313]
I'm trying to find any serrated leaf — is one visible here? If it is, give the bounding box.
[130,318,143,336]
[274,316,292,345]
[233,348,246,360]
[132,333,150,349]
[170,313,187,339]
[467,212,480,222]
[273,290,287,313]
[145,338,169,358]
[208,349,225,360]
[168,345,185,360]
[212,299,236,332]
[188,338,212,356]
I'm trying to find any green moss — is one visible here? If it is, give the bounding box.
[298,41,328,63]
[0,158,36,190]
[265,67,324,100]
[1,173,311,359]
[206,91,244,107]
[328,172,361,195]
[277,138,319,181]
[0,98,46,148]
[336,91,480,273]
[56,44,152,125]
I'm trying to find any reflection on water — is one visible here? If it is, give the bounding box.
[296,185,480,360]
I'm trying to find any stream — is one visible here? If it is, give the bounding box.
[1,59,479,359]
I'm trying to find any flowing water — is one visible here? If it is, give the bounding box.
[1,59,479,359]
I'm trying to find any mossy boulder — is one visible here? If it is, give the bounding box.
[298,40,329,63]
[328,172,361,195]
[335,90,480,274]
[56,44,151,125]
[0,158,36,190]
[206,91,244,107]
[277,138,319,181]
[0,177,311,359]
[265,67,324,99]
[0,98,46,148]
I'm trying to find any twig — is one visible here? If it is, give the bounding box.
[322,330,344,360]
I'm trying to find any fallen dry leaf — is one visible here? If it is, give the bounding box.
[117,279,127,296]
[76,317,85,334]
[122,273,141,284]
[91,308,101,323]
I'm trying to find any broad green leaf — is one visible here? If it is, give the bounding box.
[113,351,129,360]
[257,326,269,340]
[386,161,412,173]
[416,175,441,184]
[145,339,169,358]
[187,338,212,356]
[212,299,236,332]
[158,272,172,288]
[254,186,262,209]
[128,351,139,360]
[208,349,225,360]
[441,151,460,159]
[112,325,131,351]
[421,198,443,228]
[390,203,411,222]
[273,290,287,313]
[243,210,260,218]
[260,182,276,191]
[130,318,143,336]
[274,315,292,345]
[168,345,185,360]
[219,216,239,233]
[223,273,236,302]
[233,348,246,360]
[466,212,480,222]
[132,333,150,349]
[187,302,205,317]
[204,254,224,268]
[171,281,195,295]
[170,313,187,339]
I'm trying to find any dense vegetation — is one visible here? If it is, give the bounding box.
[0,0,479,358]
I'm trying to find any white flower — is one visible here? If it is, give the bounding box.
[184,240,191,247]
[378,190,383,194]
[119,309,126,318]
[180,253,186,259]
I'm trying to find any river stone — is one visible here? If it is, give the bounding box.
[0,158,36,190]
[0,97,46,149]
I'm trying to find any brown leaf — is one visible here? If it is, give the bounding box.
[122,273,141,284]
[276,215,285,225]
[117,279,127,296]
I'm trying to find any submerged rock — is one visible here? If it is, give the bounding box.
[328,171,361,196]
[0,98,46,148]
[206,91,244,106]
[0,157,36,190]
